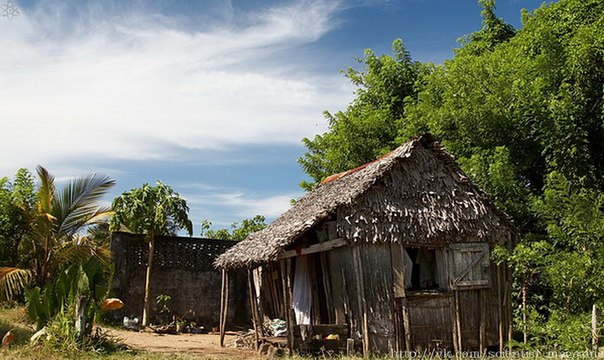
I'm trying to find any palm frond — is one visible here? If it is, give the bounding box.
[36,165,55,214]
[50,237,111,274]
[0,267,32,301]
[54,172,115,237]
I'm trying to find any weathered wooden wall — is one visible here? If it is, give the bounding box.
[328,246,362,340]
[272,229,508,355]
[111,232,250,326]
[359,243,395,352]
[408,294,453,349]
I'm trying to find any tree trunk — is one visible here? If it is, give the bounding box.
[522,280,527,344]
[75,295,88,339]
[142,232,155,326]
[592,304,599,353]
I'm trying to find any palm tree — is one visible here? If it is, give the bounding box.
[0,166,115,300]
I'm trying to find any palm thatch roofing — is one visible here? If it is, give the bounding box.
[215,134,513,270]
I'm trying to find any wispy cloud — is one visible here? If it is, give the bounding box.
[0,0,353,175]
[186,190,298,219]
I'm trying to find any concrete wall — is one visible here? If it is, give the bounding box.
[111,232,249,327]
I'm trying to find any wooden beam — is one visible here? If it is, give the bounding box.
[278,238,347,260]
[401,297,412,352]
[219,269,228,347]
[390,243,411,352]
[280,260,294,356]
[497,263,504,352]
[450,294,459,354]
[454,290,462,351]
[247,269,260,350]
[479,289,486,354]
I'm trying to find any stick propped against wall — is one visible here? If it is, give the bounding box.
[219,269,229,347]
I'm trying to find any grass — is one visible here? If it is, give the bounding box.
[0,305,199,360]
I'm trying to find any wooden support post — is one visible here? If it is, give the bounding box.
[280,260,293,356]
[401,297,412,352]
[247,268,260,350]
[479,289,486,354]
[506,265,513,351]
[390,243,407,353]
[220,269,229,347]
[352,246,370,357]
[286,259,295,355]
[454,290,462,351]
[497,264,504,352]
[450,294,459,355]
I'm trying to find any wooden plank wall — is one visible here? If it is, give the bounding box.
[359,243,395,353]
[408,295,453,349]
[328,246,362,341]
[455,260,503,350]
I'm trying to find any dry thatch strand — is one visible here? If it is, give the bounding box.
[215,134,513,270]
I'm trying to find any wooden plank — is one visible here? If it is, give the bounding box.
[454,290,462,351]
[278,238,347,259]
[450,293,459,354]
[390,243,406,298]
[506,263,513,351]
[497,263,504,352]
[479,289,486,354]
[453,248,488,285]
[219,270,228,347]
[328,250,346,325]
[280,260,293,356]
[247,269,260,350]
[390,243,410,352]
[320,252,334,324]
[352,246,369,356]
[401,297,412,352]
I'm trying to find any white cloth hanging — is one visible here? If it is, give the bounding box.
[292,256,312,325]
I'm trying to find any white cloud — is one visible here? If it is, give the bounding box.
[0,0,353,174]
[186,191,298,219]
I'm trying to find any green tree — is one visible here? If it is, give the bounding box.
[298,39,423,190]
[0,166,114,301]
[200,215,267,241]
[0,169,35,267]
[298,0,604,349]
[110,181,192,326]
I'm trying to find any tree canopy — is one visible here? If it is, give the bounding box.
[110,181,193,238]
[200,215,267,241]
[299,0,604,349]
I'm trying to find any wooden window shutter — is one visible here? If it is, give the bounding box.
[447,243,490,290]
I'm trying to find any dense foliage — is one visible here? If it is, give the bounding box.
[110,181,192,239]
[300,0,604,350]
[0,169,35,267]
[200,215,267,241]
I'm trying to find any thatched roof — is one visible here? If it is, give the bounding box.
[215,134,513,270]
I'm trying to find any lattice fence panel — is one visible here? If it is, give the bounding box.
[121,235,236,272]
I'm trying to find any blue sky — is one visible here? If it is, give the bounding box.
[0,0,544,234]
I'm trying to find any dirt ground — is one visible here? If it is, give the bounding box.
[106,328,263,359]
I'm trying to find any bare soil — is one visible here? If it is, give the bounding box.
[105,328,263,359]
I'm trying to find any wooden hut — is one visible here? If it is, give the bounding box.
[215,134,514,356]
